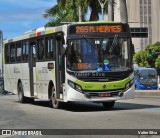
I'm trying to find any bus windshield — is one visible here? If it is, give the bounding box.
[139,69,157,84]
[67,37,131,72]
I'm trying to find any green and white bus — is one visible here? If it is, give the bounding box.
[3,21,135,109]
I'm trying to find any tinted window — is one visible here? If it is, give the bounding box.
[10,43,15,62]
[16,42,22,62]
[45,37,54,60]
[37,39,45,61]
[5,44,10,63]
[22,41,29,62]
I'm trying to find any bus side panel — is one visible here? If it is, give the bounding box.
[4,63,31,97]
[13,64,21,94]
[36,61,55,100]
[45,61,56,99]
[4,64,17,94]
[4,64,12,93]
[21,63,30,97]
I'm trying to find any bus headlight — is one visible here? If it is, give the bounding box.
[68,80,75,89]
[75,84,82,92]
[68,80,82,93]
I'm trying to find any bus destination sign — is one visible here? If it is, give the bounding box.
[69,24,125,35]
[76,25,121,33]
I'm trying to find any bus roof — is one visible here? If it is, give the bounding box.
[3,25,67,44]
[3,21,126,44]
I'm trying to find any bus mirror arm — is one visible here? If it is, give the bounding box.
[62,44,66,55]
[63,44,67,49]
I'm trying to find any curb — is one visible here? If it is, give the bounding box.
[135,90,160,97]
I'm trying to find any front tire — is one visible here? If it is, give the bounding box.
[102,101,115,109]
[50,87,62,109]
[18,82,27,103]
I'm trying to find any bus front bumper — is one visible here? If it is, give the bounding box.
[66,84,135,102]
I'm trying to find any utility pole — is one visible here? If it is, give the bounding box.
[98,0,108,20]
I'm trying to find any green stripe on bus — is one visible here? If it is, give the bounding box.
[45,29,55,34]
[75,78,130,91]
[36,68,39,80]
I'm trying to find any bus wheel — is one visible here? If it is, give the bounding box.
[102,101,115,109]
[18,82,27,103]
[50,87,62,109]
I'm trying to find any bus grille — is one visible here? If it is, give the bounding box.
[84,90,124,98]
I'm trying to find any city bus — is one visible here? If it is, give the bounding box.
[3,21,135,109]
[134,67,158,90]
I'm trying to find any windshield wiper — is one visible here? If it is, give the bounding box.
[109,34,118,53]
[143,75,157,84]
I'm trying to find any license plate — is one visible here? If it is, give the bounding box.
[99,93,111,97]
[147,86,151,89]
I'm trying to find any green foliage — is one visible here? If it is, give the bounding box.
[155,55,160,70]
[133,50,150,67]
[133,41,160,74]
[43,0,109,27]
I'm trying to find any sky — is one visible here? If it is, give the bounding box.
[0,0,56,39]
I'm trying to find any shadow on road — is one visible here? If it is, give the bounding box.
[27,100,160,112]
[4,94,159,112]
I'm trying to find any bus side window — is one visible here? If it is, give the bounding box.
[26,42,29,61]
[37,39,45,61]
[22,41,29,62]
[5,44,10,63]
[16,42,22,62]
[45,37,54,60]
[22,42,26,61]
[10,43,15,63]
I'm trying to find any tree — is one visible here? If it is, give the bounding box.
[77,0,88,22]
[133,50,150,67]
[133,41,160,75]
[108,0,114,21]
[155,56,160,70]
[44,0,107,26]
[88,0,101,21]
[44,0,80,26]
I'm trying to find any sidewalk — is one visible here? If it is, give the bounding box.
[135,90,160,97]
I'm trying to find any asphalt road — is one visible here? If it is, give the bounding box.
[0,94,160,138]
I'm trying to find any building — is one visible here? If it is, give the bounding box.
[114,0,160,52]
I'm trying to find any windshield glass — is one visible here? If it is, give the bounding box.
[139,69,157,84]
[66,37,132,72]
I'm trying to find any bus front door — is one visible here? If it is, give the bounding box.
[55,35,65,99]
[29,41,37,97]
